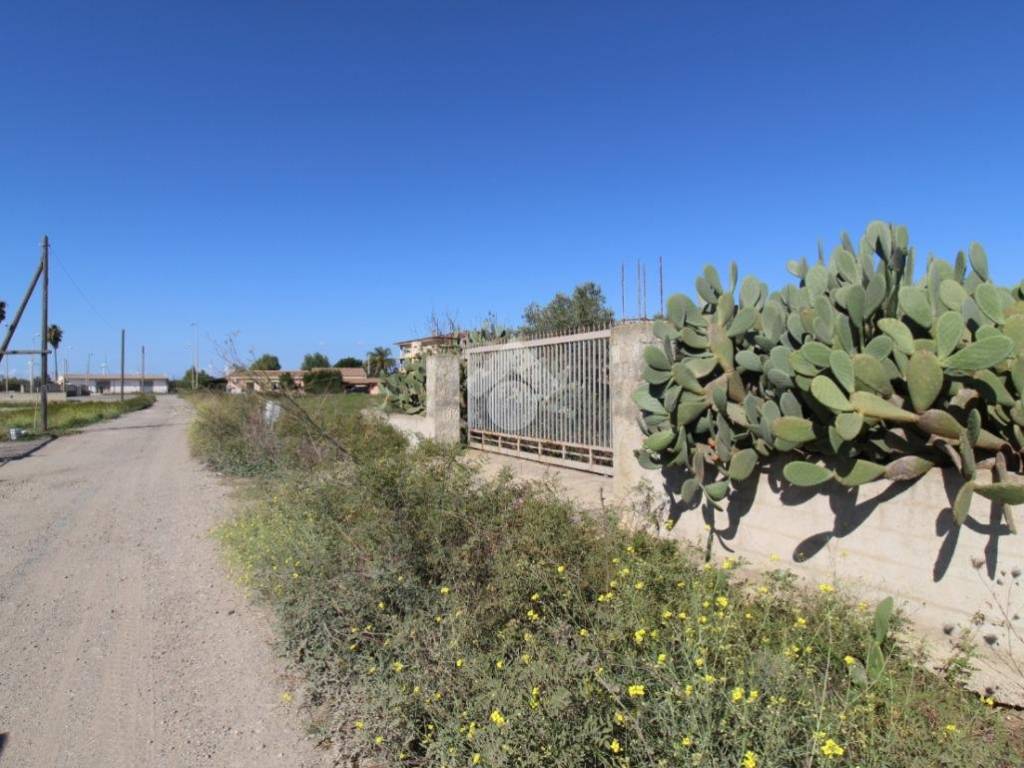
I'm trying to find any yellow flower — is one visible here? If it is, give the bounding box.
[657,653,667,665]
[843,655,856,665]
[944,723,958,736]
[716,596,729,608]
[557,564,566,573]
[530,592,541,602]
[489,709,506,726]
[472,754,481,765]
[456,658,464,668]
[495,659,505,669]
[794,616,807,628]
[633,628,647,645]
[614,711,626,724]
[377,601,385,610]
[354,720,365,730]
[684,684,693,697]
[731,686,745,703]
[634,581,646,590]
[280,691,293,703]
[392,661,404,672]
[579,628,590,637]
[818,583,835,593]
[527,608,540,622]
[681,735,693,747]
[820,739,844,758]
[609,738,622,754]
[722,558,736,570]
[440,586,450,595]
[374,735,383,745]
[694,656,705,668]
[627,684,645,698]
[742,750,758,768]
[747,689,759,703]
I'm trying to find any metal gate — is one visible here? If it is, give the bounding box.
[465,328,613,474]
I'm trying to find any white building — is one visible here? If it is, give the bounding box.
[58,373,170,395]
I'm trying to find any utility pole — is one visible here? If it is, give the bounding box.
[40,236,48,430]
[191,322,198,389]
[141,345,145,394]
[120,329,125,401]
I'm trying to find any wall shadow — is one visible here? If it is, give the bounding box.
[659,459,1015,581]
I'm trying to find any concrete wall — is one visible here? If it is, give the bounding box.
[609,320,1023,703]
[426,353,461,445]
[382,352,462,447]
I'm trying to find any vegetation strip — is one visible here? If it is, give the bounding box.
[193,392,1020,767]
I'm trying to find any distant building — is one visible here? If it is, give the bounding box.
[395,334,460,368]
[225,367,380,395]
[59,373,170,395]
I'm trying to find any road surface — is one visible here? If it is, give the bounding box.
[0,397,331,767]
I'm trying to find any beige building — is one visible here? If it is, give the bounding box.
[59,373,170,394]
[395,335,461,368]
[226,367,380,395]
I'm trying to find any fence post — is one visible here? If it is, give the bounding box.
[610,321,660,503]
[426,353,461,445]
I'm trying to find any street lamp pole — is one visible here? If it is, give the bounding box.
[191,322,198,389]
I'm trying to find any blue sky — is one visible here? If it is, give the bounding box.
[2,2,1022,377]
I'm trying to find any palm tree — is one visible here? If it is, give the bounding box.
[366,346,395,377]
[47,324,63,388]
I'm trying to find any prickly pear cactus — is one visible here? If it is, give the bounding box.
[635,221,1024,531]
[382,357,427,415]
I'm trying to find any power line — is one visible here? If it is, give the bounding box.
[52,247,115,330]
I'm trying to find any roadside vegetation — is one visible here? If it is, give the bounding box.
[0,394,155,438]
[192,391,1021,767]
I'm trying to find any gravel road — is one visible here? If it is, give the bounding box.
[0,396,332,767]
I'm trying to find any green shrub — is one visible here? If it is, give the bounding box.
[635,221,1024,530]
[382,358,426,414]
[211,442,1019,767]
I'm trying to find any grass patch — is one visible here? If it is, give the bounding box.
[195,394,1022,767]
[0,395,155,438]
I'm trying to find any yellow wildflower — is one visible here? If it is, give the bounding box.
[820,739,844,758]
[681,736,693,747]
[716,596,729,608]
[374,735,383,745]
[354,720,365,730]
[614,711,626,724]
[818,583,835,593]
[280,691,293,703]
[472,754,481,765]
[844,655,856,665]
[440,586,450,595]
[731,686,745,702]
[657,653,668,665]
[530,592,540,602]
[392,661,404,672]
[489,709,506,726]
[634,628,647,644]
[609,738,622,753]
[742,751,758,768]
[627,684,645,698]
[557,564,566,573]
[579,628,590,637]
[634,581,646,590]
[456,658,464,668]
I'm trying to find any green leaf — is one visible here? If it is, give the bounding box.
[727,448,758,482]
[735,349,763,372]
[642,366,672,385]
[935,311,965,359]
[666,293,688,326]
[644,346,671,371]
[852,353,893,396]
[943,335,1015,371]
[906,350,944,412]
[727,307,758,337]
[801,340,832,368]
[811,375,853,412]
[633,388,669,416]
[680,478,701,503]
[878,318,915,355]
[704,480,729,502]
[975,282,1005,324]
[884,456,934,482]
[643,430,675,452]
[873,597,894,645]
[953,482,975,526]
[771,416,816,443]
[671,362,703,394]
[783,461,834,487]
[834,411,863,441]
[899,286,933,328]
[829,349,855,393]
[849,391,918,423]
[838,459,886,487]
[974,482,1024,505]
[969,242,990,281]
[939,279,968,310]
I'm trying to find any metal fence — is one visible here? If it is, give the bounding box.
[465,328,613,474]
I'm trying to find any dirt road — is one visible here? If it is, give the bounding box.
[0,397,331,767]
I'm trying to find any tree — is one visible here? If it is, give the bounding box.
[279,371,296,390]
[303,368,344,394]
[251,353,281,371]
[334,356,363,368]
[366,346,396,377]
[521,282,614,335]
[47,324,63,351]
[301,352,331,370]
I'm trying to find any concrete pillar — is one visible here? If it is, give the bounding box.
[610,321,661,503]
[426,353,461,445]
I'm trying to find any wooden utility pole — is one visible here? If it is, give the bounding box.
[120,329,125,401]
[141,345,145,394]
[40,236,49,430]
